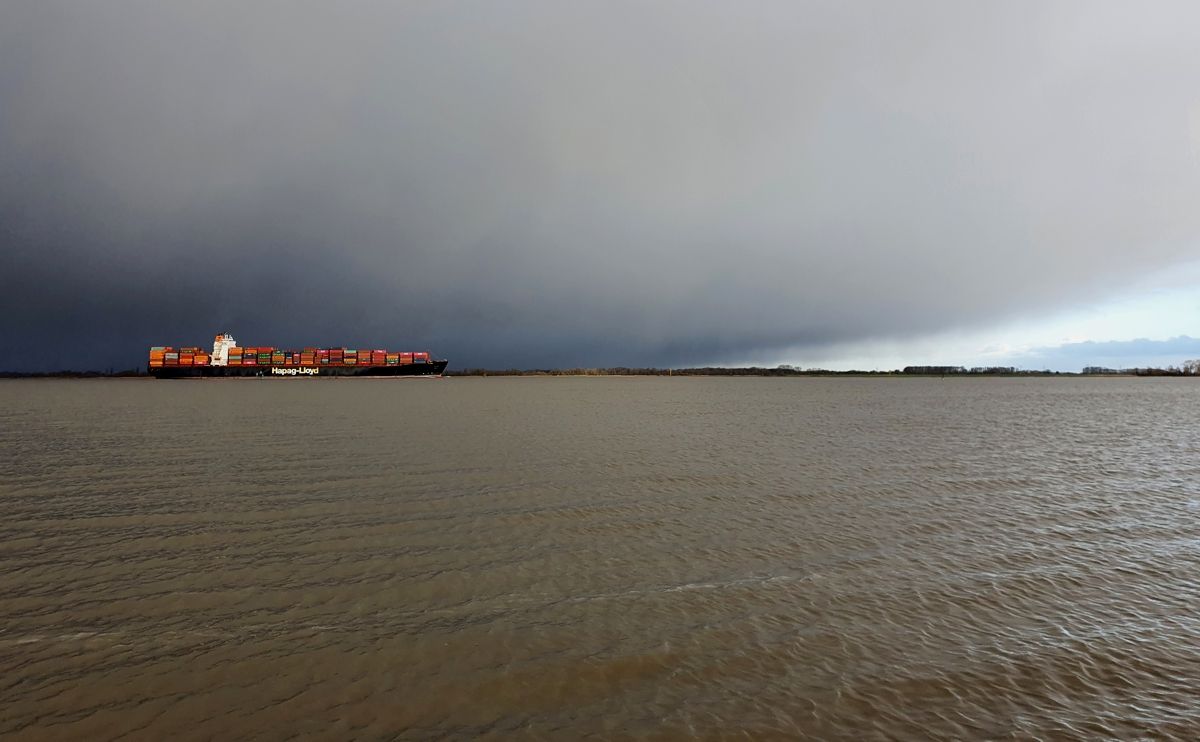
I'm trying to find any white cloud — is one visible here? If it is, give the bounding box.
[770,267,1200,371]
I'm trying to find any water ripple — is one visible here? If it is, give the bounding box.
[2,377,1199,739]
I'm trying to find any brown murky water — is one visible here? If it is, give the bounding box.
[2,377,1200,739]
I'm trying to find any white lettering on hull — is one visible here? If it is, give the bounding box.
[271,367,320,376]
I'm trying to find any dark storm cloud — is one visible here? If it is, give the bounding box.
[3,1,1200,370]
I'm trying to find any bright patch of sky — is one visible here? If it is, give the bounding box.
[770,261,1200,372]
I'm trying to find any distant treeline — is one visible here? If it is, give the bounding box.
[446,367,1058,377]
[1084,366,1200,376]
[449,364,1200,377]
[0,369,146,378]
[902,364,1200,376]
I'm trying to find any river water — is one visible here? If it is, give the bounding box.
[2,377,1199,739]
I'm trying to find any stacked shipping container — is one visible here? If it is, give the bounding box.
[148,347,210,368]
[149,344,432,368]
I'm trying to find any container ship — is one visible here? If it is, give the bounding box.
[149,333,448,378]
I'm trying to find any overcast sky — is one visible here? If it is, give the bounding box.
[2,1,1199,371]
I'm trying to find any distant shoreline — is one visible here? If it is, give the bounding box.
[446,368,1192,378]
[2,368,1195,379]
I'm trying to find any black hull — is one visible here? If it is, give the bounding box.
[151,360,448,379]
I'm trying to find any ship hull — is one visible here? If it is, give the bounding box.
[151,360,448,379]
